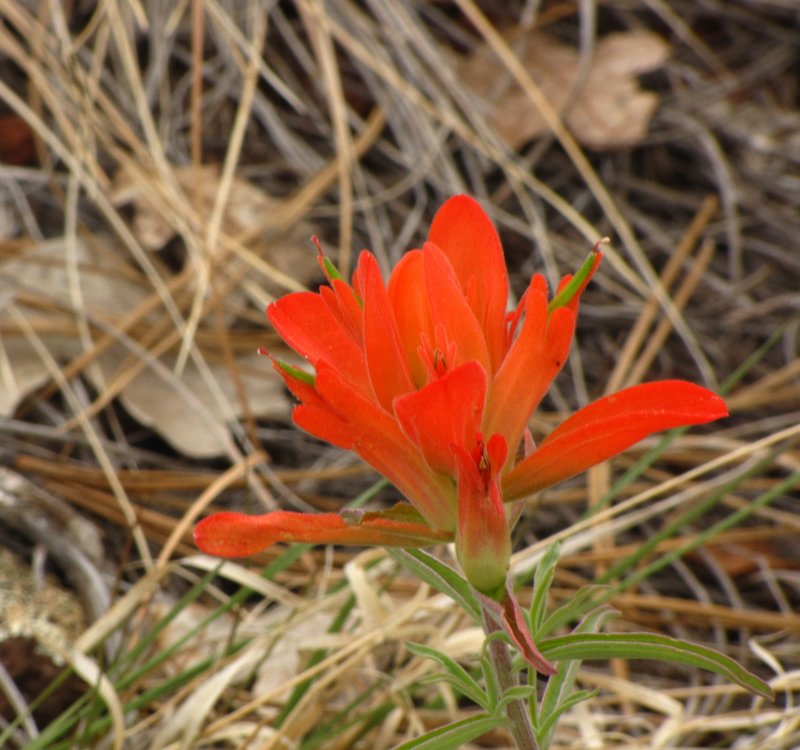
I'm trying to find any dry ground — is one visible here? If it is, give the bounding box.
[0,1,799,748]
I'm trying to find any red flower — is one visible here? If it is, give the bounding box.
[195,195,727,605]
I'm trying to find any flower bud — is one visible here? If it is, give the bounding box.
[454,434,511,597]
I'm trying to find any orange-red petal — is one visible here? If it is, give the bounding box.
[388,249,432,386]
[303,362,458,530]
[272,359,358,450]
[360,252,416,411]
[422,242,491,375]
[267,291,369,394]
[503,381,728,499]
[428,195,509,372]
[194,508,451,558]
[485,276,575,460]
[394,361,487,476]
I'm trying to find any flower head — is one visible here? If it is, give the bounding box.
[195,195,727,643]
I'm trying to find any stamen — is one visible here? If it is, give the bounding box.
[470,433,492,487]
[418,325,459,381]
[432,348,448,376]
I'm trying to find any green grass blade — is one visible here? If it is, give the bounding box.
[614,466,800,594]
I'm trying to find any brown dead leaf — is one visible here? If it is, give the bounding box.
[111,164,318,288]
[1,235,147,317]
[111,164,280,252]
[94,348,287,458]
[0,337,79,416]
[460,29,671,150]
[0,235,288,457]
[0,235,140,414]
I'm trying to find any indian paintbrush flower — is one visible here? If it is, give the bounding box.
[195,195,728,672]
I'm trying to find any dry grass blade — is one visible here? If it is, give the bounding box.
[0,1,798,748]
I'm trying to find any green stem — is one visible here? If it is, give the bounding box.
[481,604,538,750]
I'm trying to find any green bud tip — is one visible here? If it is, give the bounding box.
[275,358,315,386]
[547,239,607,314]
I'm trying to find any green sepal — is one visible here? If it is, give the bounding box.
[274,358,315,386]
[320,253,363,306]
[547,244,604,314]
[321,254,344,282]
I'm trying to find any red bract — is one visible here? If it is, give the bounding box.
[195,195,727,660]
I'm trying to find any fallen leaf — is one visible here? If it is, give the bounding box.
[111,164,278,252]
[1,235,146,317]
[95,348,287,458]
[110,164,319,296]
[0,235,289,457]
[459,29,671,150]
[0,336,80,416]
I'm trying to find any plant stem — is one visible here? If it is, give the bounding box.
[481,604,539,750]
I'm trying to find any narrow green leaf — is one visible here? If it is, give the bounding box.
[537,689,598,745]
[391,713,507,750]
[529,542,560,634]
[616,466,800,596]
[111,565,222,683]
[536,606,617,748]
[302,682,388,748]
[277,483,387,726]
[388,548,480,620]
[599,449,782,587]
[720,322,790,394]
[417,672,488,708]
[536,585,612,639]
[494,685,537,714]
[274,592,357,727]
[480,651,500,709]
[406,642,488,710]
[539,633,774,700]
